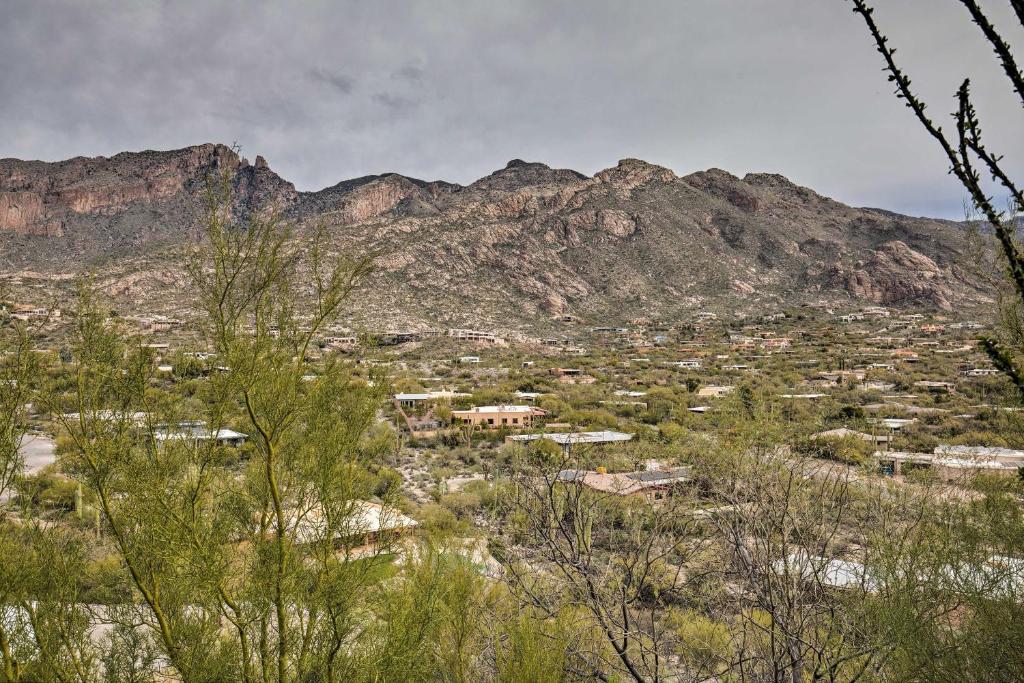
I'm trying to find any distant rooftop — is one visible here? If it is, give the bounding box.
[509,430,633,445]
[455,405,540,413]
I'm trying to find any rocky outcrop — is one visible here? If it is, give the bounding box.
[829,241,956,309]
[595,158,676,192]
[317,175,429,223]
[470,159,587,192]
[683,169,761,213]
[0,143,290,235]
[0,191,60,235]
[563,209,638,237]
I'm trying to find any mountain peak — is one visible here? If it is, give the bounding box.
[595,158,676,189]
[743,172,830,204]
[469,159,586,191]
[504,158,542,169]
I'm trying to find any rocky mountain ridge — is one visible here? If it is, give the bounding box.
[0,143,994,328]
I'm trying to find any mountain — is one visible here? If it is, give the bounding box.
[0,144,995,330]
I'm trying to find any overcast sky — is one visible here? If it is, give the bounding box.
[3,0,1023,218]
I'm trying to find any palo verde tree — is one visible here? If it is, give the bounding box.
[42,171,432,682]
[0,302,100,683]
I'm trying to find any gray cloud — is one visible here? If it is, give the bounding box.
[1,0,1022,218]
[372,92,418,111]
[307,67,356,95]
[392,64,425,83]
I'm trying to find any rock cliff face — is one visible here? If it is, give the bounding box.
[0,191,55,235]
[0,144,295,253]
[828,241,957,309]
[0,143,995,325]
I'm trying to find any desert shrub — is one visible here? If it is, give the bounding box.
[664,609,732,674]
[17,471,78,511]
[417,502,463,534]
[440,491,483,519]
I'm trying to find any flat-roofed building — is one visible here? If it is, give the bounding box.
[697,385,735,398]
[154,421,248,447]
[507,430,633,452]
[448,329,506,345]
[874,445,1024,479]
[554,466,690,500]
[394,390,470,409]
[452,405,546,429]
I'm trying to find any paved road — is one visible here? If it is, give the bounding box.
[18,434,57,475]
[0,434,58,504]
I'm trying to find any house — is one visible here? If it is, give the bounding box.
[600,400,648,409]
[552,367,596,384]
[614,390,648,398]
[810,427,890,445]
[10,305,60,321]
[370,331,423,346]
[815,370,865,385]
[448,329,506,345]
[914,380,956,394]
[451,405,546,429]
[154,421,248,447]
[514,390,545,402]
[554,465,690,500]
[961,368,1000,377]
[323,335,358,349]
[508,430,633,453]
[62,410,149,425]
[394,390,469,409]
[403,415,442,435]
[760,337,792,350]
[868,417,917,431]
[287,500,417,554]
[773,553,874,591]
[666,359,701,369]
[775,551,1024,596]
[891,349,920,362]
[395,393,432,409]
[874,445,1024,480]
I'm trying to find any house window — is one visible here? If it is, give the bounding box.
[488,418,494,425]
[512,418,519,424]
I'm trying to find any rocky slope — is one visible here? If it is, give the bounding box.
[0,144,994,329]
